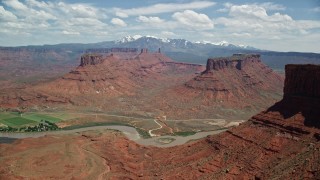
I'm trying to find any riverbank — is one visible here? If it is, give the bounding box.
[0,125,227,147]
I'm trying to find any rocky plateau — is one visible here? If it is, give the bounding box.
[0,64,319,179]
[0,50,283,119]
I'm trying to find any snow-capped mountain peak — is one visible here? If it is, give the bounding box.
[118,35,143,43]
[115,35,256,50]
[212,40,229,46]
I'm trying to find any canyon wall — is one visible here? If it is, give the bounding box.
[284,64,320,98]
[80,54,104,66]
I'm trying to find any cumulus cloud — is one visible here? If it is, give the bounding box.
[215,2,320,52]
[115,1,215,17]
[231,32,251,37]
[137,16,164,24]
[0,6,17,21]
[229,4,292,22]
[172,10,214,30]
[62,30,80,35]
[259,2,286,11]
[161,31,175,36]
[111,18,127,27]
[0,0,109,38]
[218,2,285,14]
[3,0,28,10]
[57,2,103,19]
[216,3,300,34]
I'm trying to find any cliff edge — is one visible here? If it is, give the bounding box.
[260,64,320,129]
[184,54,284,101]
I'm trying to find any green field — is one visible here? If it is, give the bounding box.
[1,117,38,127]
[0,112,62,128]
[23,114,61,123]
[0,112,20,120]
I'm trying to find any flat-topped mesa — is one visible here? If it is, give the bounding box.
[204,54,261,73]
[284,64,320,98]
[80,54,104,66]
[140,48,148,54]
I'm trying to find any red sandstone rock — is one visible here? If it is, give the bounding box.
[0,52,282,119]
[79,54,104,66]
[284,64,320,98]
[0,64,319,179]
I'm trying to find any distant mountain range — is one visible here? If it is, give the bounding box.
[116,35,258,50]
[0,35,319,85]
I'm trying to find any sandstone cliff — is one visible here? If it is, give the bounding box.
[263,64,320,129]
[1,65,319,179]
[284,64,320,98]
[79,54,104,66]
[94,64,320,179]
[177,54,284,111]
[185,54,283,98]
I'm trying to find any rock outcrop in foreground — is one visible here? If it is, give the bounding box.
[94,64,319,179]
[95,64,320,179]
[0,64,319,179]
[266,64,320,129]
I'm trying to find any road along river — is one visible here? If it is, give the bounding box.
[0,125,226,147]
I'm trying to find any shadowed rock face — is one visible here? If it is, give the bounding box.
[284,64,320,98]
[266,64,320,128]
[1,64,319,179]
[80,54,104,66]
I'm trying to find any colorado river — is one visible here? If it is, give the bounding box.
[0,126,226,147]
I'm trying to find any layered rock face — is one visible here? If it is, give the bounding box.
[1,65,319,179]
[184,54,283,103]
[263,64,320,128]
[0,52,282,119]
[92,64,320,179]
[204,54,261,72]
[80,54,104,66]
[284,64,320,98]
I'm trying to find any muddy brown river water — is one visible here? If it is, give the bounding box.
[0,125,226,147]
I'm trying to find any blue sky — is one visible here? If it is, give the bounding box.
[0,0,319,52]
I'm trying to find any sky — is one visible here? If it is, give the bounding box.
[0,0,320,52]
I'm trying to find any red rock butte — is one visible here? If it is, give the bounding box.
[94,64,320,179]
[0,64,319,179]
[0,51,283,119]
[184,54,283,103]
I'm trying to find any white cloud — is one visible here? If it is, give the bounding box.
[137,16,164,24]
[111,18,127,27]
[62,30,80,35]
[161,31,175,36]
[25,0,54,9]
[229,4,292,22]
[172,10,214,30]
[0,0,109,38]
[115,1,215,17]
[259,2,286,11]
[57,2,103,19]
[231,32,251,37]
[214,3,320,52]
[3,0,28,10]
[115,11,128,18]
[0,6,17,21]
